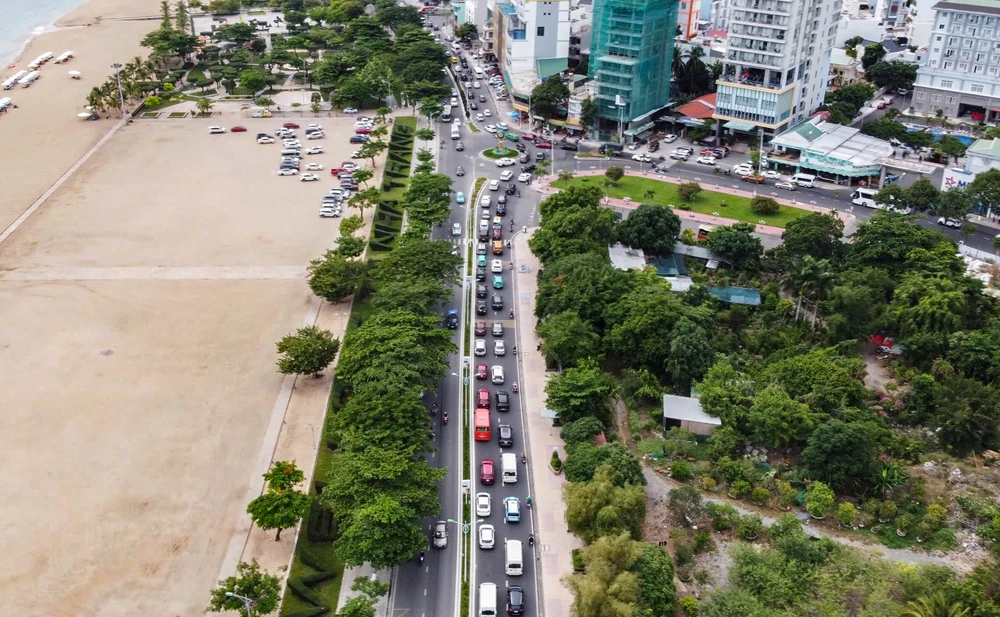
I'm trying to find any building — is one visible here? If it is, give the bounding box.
[662,394,722,436]
[494,0,572,111]
[711,0,843,138]
[912,0,1000,122]
[765,116,894,184]
[589,0,678,141]
[678,0,703,39]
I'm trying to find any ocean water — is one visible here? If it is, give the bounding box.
[0,0,86,69]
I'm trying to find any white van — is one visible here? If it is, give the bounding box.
[505,539,523,576]
[791,173,815,188]
[501,452,517,484]
[451,124,461,140]
[474,67,484,79]
[479,583,497,617]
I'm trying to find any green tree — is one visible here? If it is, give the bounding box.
[861,43,887,70]
[566,465,647,542]
[706,222,763,270]
[536,311,602,368]
[546,359,617,425]
[676,181,703,202]
[802,420,878,492]
[401,173,453,226]
[780,212,844,260]
[580,97,598,131]
[530,77,571,119]
[635,544,676,617]
[747,385,818,448]
[865,60,918,91]
[308,252,366,302]
[206,559,281,615]
[615,203,682,255]
[276,325,340,376]
[605,166,625,185]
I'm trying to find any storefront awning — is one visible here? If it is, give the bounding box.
[723,120,757,132]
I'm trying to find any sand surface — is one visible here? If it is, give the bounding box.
[0,102,367,614]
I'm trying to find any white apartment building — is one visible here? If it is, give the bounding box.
[494,0,572,105]
[712,0,843,137]
[912,0,1000,122]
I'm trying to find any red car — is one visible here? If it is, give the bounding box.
[355,127,372,134]
[522,133,537,142]
[480,458,495,484]
[535,141,552,149]
[478,388,491,409]
[231,126,247,132]
[476,364,488,379]
[283,122,300,129]
[475,320,487,336]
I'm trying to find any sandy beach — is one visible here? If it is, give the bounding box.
[0,0,160,233]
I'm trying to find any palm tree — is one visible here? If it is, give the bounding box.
[900,594,969,617]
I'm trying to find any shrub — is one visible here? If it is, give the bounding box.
[671,461,694,481]
[700,477,717,492]
[751,487,771,505]
[674,543,694,566]
[837,502,858,528]
[805,482,835,519]
[677,181,703,202]
[750,195,780,215]
[730,479,752,498]
[738,514,763,540]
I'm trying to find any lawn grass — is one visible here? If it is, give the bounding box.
[552,175,808,228]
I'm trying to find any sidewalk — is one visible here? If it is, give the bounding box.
[538,169,856,237]
[512,230,583,617]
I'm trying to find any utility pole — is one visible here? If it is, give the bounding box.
[111,63,126,116]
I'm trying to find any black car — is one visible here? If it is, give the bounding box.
[491,294,503,310]
[470,102,478,110]
[477,300,487,315]
[507,585,524,616]
[477,284,487,298]
[476,267,486,281]
[504,183,516,195]
[445,309,459,329]
[496,390,510,411]
[498,424,513,447]
[496,202,507,216]
[521,163,536,173]
[350,135,369,143]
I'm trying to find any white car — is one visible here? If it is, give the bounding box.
[452,223,462,236]
[476,492,492,517]
[632,154,652,163]
[491,259,503,273]
[475,339,487,356]
[696,156,717,165]
[343,107,359,114]
[500,170,514,181]
[763,170,781,179]
[937,217,963,228]
[517,172,532,183]
[306,163,324,171]
[485,124,498,133]
[300,173,320,181]
[277,168,297,176]
[483,109,492,117]
[306,146,324,154]
[489,180,500,191]
[209,126,226,134]
[494,340,506,356]
[664,134,678,143]
[307,132,324,140]
[257,136,275,144]
[475,113,485,122]
[479,523,495,549]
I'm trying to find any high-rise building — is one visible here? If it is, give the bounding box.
[712,0,842,137]
[912,0,1000,123]
[588,0,678,139]
[677,0,703,39]
[493,0,572,111]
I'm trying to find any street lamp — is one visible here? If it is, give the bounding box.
[110,62,126,117]
[225,592,254,617]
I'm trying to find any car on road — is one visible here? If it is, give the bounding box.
[517,172,531,183]
[432,520,448,548]
[230,126,247,132]
[495,340,506,356]
[500,170,514,181]
[664,134,678,143]
[283,122,300,129]
[938,217,963,228]
[632,154,652,163]
[774,181,797,191]
[492,274,504,289]
[475,339,487,356]
[306,163,324,171]
[456,191,466,204]
[503,496,520,522]
[343,107,359,113]
[489,180,500,191]
[476,363,488,379]
[764,170,781,179]
[492,322,503,337]
[209,126,226,134]
[741,174,765,184]
[300,173,320,181]
[498,423,513,447]
[277,168,297,176]
[452,222,462,236]
[491,365,504,384]
[507,586,525,616]
[481,459,495,484]
[476,492,492,517]
[445,309,459,329]
[479,524,496,549]
[696,155,717,165]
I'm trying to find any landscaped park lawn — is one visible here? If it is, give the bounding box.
[552,175,808,228]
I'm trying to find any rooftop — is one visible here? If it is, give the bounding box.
[771,117,893,169]
[662,394,722,426]
[968,137,1000,158]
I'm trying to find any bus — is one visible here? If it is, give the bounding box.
[852,187,879,208]
[475,408,491,441]
[441,104,453,123]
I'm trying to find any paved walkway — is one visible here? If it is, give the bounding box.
[512,230,582,617]
[538,169,856,237]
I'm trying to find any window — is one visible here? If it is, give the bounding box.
[537,26,544,35]
[941,79,953,88]
[971,84,984,92]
